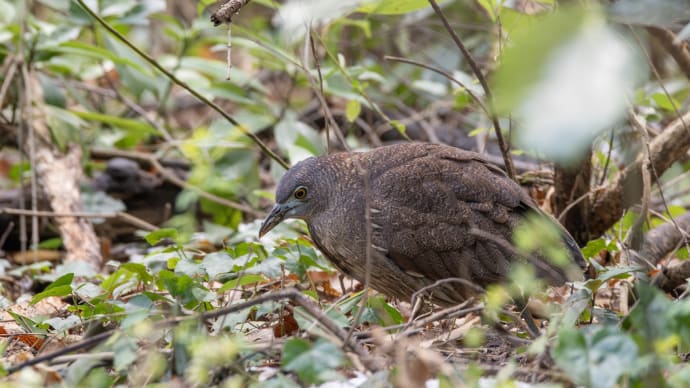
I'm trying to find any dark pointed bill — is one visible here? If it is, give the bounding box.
[258,204,287,238]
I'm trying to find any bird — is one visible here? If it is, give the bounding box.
[259,143,586,308]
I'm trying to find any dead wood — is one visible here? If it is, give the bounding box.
[15,72,101,269]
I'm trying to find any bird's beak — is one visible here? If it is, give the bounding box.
[259,204,288,238]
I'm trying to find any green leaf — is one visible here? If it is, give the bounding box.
[345,99,361,122]
[553,325,639,387]
[492,6,641,164]
[477,0,498,21]
[560,288,592,327]
[200,252,233,279]
[581,238,614,259]
[70,110,159,135]
[31,273,74,305]
[219,274,266,292]
[145,228,179,246]
[113,335,138,372]
[357,0,429,15]
[282,339,345,384]
[651,92,680,111]
[468,127,486,137]
[8,311,49,334]
[584,266,638,292]
[120,263,153,283]
[48,42,147,73]
[390,120,406,136]
[38,238,63,249]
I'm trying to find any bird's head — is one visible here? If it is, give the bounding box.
[258,156,330,238]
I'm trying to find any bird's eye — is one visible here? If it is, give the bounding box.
[293,186,307,199]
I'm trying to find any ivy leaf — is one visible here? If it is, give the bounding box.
[553,325,639,387]
[282,338,345,384]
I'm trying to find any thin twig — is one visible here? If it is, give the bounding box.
[7,288,379,374]
[0,221,14,249]
[60,80,173,142]
[20,56,39,258]
[313,32,409,142]
[0,56,18,108]
[74,0,287,169]
[0,208,159,231]
[427,0,515,181]
[597,129,615,186]
[557,191,591,223]
[306,28,349,151]
[384,55,490,118]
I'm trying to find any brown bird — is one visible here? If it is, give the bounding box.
[259,143,586,307]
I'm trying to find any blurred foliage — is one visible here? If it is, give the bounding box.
[1,0,690,386]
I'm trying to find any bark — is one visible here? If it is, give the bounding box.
[16,73,102,269]
[553,151,592,246]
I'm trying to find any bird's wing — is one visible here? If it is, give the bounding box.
[368,147,565,290]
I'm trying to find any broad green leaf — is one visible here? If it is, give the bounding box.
[113,335,138,372]
[43,315,81,332]
[201,252,234,279]
[49,42,147,73]
[553,326,639,387]
[345,99,361,122]
[282,339,345,384]
[145,228,179,246]
[38,238,62,249]
[120,263,153,283]
[219,274,266,292]
[70,110,159,135]
[31,273,74,305]
[581,238,614,259]
[560,288,592,327]
[584,266,639,292]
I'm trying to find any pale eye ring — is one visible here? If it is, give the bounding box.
[293,186,307,199]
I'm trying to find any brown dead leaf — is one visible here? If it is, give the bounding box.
[321,280,342,298]
[15,333,44,349]
[273,311,299,337]
[307,271,331,283]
